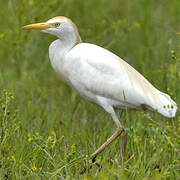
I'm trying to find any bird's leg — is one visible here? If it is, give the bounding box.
[91,105,127,162]
[116,110,128,159]
[91,128,124,161]
[121,130,127,159]
[111,111,127,159]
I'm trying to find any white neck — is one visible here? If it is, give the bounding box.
[57,31,78,51]
[48,39,73,84]
[53,22,82,51]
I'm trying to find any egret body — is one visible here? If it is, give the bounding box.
[23,16,177,160]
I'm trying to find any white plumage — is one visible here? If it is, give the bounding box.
[50,41,177,118]
[23,16,177,160]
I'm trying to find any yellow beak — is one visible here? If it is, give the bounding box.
[23,22,53,30]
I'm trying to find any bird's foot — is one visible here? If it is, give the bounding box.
[79,155,103,175]
[91,155,103,169]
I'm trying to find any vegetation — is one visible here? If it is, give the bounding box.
[0,0,179,179]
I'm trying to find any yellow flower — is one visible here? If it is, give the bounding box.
[11,155,15,161]
[32,166,37,171]
[170,50,175,54]
[35,132,39,136]
[51,131,56,135]
[133,135,138,143]
[89,159,92,164]
[28,137,32,142]
[0,33,5,39]
[149,139,154,144]
[167,136,171,144]
[71,144,76,149]
[134,22,141,28]
[48,136,53,142]
[10,95,14,99]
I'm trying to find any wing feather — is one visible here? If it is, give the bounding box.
[67,43,157,106]
[66,43,177,117]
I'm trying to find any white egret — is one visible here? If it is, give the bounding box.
[23,16,177,161]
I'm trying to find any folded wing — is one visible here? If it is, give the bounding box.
[67,43,177,118]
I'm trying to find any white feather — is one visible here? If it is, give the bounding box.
[49,42,177,118]
[45,16,177,118]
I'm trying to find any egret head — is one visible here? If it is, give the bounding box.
[23,16,81,47]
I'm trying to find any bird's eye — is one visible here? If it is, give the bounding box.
[54,23,60,27]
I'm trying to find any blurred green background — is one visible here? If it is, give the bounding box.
[0,0,179,179]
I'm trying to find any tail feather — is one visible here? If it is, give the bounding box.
[156,91,177,118]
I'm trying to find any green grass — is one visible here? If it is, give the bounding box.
[0,0,180,179]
